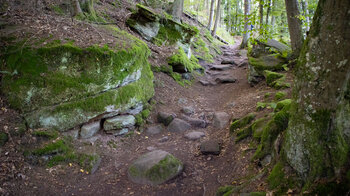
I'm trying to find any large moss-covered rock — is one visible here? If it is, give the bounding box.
[128,150,183,185]
[168,47,202,73]
[1,30,154,131]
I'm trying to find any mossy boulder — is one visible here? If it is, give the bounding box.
[1,31,154,131]
[263,70,290,89]
[275,91,287,100]
[128,150,183,185]
[168,47,202,73]
[247,55,286,86]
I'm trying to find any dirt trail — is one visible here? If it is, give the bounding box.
[6,38,272,196]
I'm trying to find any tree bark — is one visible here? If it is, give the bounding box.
[284,0,350,182]
[240,0,250,48]
[284,0,303,57]
[207,0,215,30]
[72,0,82,16]
[211,0,222,36]
[171,0,184,22]
[265,0,271,25]
[259,0,264,29]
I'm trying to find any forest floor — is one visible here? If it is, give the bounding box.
[0,1,292,195]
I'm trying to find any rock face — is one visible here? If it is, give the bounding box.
[128,150,183,185]
[213,112,230,129]
[167,118,191,132]
[80,121,101,139]
[104,115,136,131]
[1,28,154,132]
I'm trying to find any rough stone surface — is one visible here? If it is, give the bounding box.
[62,129,79,139]
[181,106,195,115]
[181,115,207,128]
[209,64,232,71]
[215,76,237,83]
[146,125,164,135]
[200,140,221,155]
[167,118,191,133]
[104,115,136,131]
[221,59,237,65]
[128,150,183,185]
[126,103,144,115]
[213,112,231,129]
[80,121,101,139]
[157,112,175,126]
[113,128,129,136]
[184,131,205,140]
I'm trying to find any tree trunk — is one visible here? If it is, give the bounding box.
[265,0,271,25]
[171,0,184,22]
[284,0,350,182]
[301,0,310,31]
[284,0,303,57]
[211,0,222,36]
[72,0,82,16]
[207,0,215,30]
[259,0,264,30]
[240,0,250,48]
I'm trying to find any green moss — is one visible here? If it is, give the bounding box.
[32,139,70,156]
[275,91,286,100]
[267,162,285,189]
[204,29,214,43]
[230,113,256,133]
[275,99,292,112]
[32,130,59,139]
[235,125,253,142]
[216,185,234,196]
[193,37,213,63]
[264,70,284,85]
[145,154,183,183]
[248,56,284,73]
[264,92,271,99]
[250,192,266,196]
[51,5,64,15]
[141,109,150,118]
[168,47,202,73]
[0,132,9,147]
[252,117,271,139]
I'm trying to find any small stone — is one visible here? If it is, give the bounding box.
[181,106,195,115]
[213,112,231,129]
[182,115,207,128]
[104,115,135,131]
[167,118,191,133]
[184,131,205,140]
[200,140,221,155]
[80,121,100,139]
[261,154,272,166]
[146,125,164,135]
[128,150,183,185]
[215,76,237,83]
[159,136,169,143]
[62,129,79,140]
[207,157,212,161]
[157,112,175,126]
[146,146,157,151]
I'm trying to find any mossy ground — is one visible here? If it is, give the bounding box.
[230,113,256,133]
[168,47,202,73]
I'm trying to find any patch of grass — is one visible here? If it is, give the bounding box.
[32,130,59,139]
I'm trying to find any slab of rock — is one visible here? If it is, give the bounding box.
[184,131,205,140]
[200,140,221,155]
[128,150,183,185]
[104,115,135,131]
[167,118,191,133]
[209,64,232,71]
[181,106,195,115]
[146,125,164,135]
[181,115,207,128]
[213,112,231,129]
[62,129,79,139]
[80,121,100,139]
[157,112,175,126]
[221,59,237,65]
[215,76,237,83]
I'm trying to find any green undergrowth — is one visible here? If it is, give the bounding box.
[27,137,100,172]
[263,70,291,90]
[192,37,214,63]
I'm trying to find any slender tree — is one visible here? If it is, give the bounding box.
[265,0,271,25]
[171,0,184,22]
[240,0,250,48]
[207,0,215,30]
[284,0,350,182]
[211,0,222,36]
[259,0,264,29]
[285,0,303,56]
[72,0,82,16]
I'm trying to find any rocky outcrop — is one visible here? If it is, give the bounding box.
[1,29,154,133]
